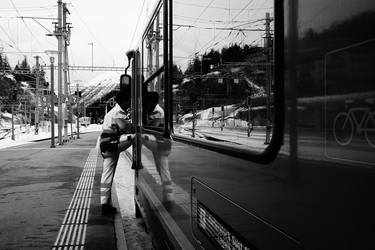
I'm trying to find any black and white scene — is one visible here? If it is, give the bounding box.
[0,0,375,249]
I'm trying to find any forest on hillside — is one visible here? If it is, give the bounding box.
[0,54,48,112]
[173,43,271,111]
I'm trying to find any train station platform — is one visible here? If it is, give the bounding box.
[0,125,152,250]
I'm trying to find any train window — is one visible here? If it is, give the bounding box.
[324,40,375,164]
[142,4,164,87]
[142,2,165,129]
[172,0,278,154]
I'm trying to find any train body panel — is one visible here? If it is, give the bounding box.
[124,0,375,249]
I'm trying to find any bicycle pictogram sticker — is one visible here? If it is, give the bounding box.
[333,107,375,148]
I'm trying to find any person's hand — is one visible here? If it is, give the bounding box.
[115,118,133,133]
[118,134,135,152]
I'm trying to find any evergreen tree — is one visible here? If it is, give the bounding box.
[179,43,269,109]
[0,53,15,98]
[14,56,34,84]
[0,53,11,71]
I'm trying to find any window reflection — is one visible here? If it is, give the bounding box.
[141,133,173,210]
[172,0,274,150]
[143,6,164,92]
[142,5,165,128]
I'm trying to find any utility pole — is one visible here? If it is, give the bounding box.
[63,2,70,142]
[57,0,63,145]
[34,56,40,135]
[264,12,272,145]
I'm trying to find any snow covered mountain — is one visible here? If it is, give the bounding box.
[80,71,122,107]
[0,72,122,129]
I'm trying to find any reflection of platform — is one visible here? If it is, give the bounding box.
[117,147,195,249]
[177,126,268,149]
[177,126,375,168]
[113,151,154,249]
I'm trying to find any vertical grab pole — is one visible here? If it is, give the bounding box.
[131,50,143,170]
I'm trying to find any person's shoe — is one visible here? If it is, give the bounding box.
[102,204,117,216]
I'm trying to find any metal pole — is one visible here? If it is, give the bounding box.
[35,56,40,135]
[25,102,29,133]
[192,106,196,138]
[11,104,15,140]
[24,101,27,125]
[88,42,93,71]
[221,105,224,131]
[57,0,63,145]
[247,95,251,137]
[50,57,55,148]
[76,83,80,139]
[265,12,271,145]
[63,2,69,142]
[155,15,160,92]
[28,105,31,127]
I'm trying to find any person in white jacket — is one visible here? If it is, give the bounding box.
[100,88,134,215]
[144,91,164,127]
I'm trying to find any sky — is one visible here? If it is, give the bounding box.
[1,0,276,87]
[2,0,371,88]
[0,0,158,85]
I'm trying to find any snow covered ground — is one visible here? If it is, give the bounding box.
[0,123,102,150]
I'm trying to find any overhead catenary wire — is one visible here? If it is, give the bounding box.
[173,1,272,70]
[173,0,216,47]
[187,0,271,58]
[0,23,24,54]
[192,0,257,54]
[173,14,265,25]
[0,5,57,12]
[173,23,266,32]
[68,3,115,63]
[129,0,146,49]
[174,0,272,11]
[0,3,59,70]
[9,0,45,51]
[22,17,54,34]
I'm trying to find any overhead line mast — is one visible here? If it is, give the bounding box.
[57,0,63,145]
[63,2,71,142]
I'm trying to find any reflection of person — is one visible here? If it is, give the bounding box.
[144,92,164,127]
[142,133,173,208]
[100,88,134,215]
[142,92,172,206]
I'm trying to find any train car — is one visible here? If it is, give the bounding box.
[79,116,91,127]
[121,0,375,249]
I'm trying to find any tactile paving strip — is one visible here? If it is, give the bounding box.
[52,147,98,250]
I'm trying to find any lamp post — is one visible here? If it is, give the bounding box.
[45,50,58,148]
[88,42,93,71]
[74,80,82,139]
[49,56,56,148]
